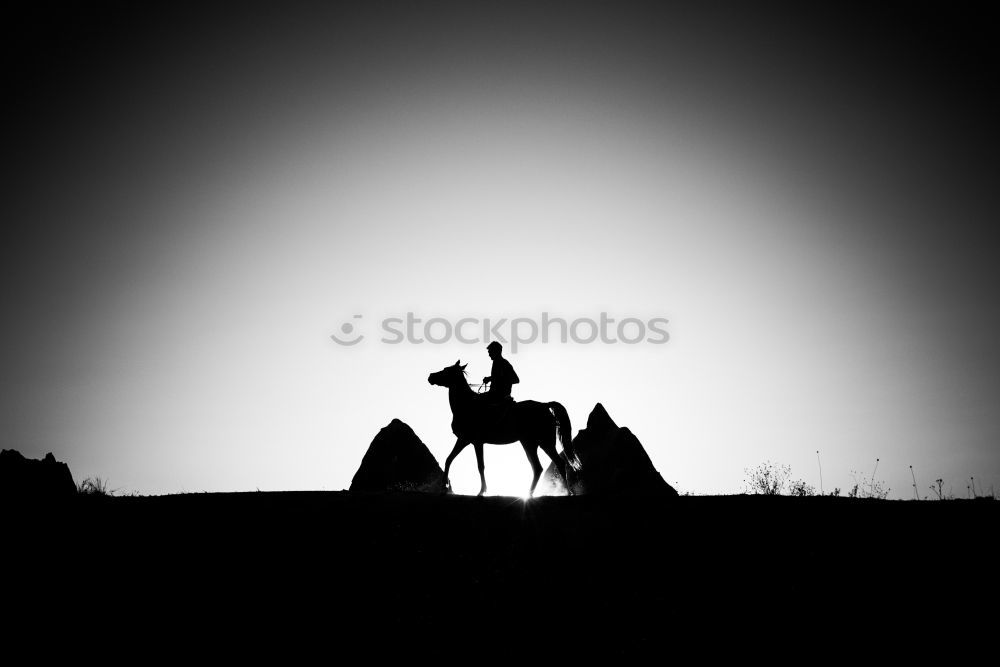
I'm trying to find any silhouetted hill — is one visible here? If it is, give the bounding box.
[349,419,444,493]
[0,449,76,498]
[538,403,678,496]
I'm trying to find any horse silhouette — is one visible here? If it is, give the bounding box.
[428,360,582,496]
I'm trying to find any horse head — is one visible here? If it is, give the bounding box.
[428,360,467,388]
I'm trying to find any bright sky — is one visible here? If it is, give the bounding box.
[5,3,999,499]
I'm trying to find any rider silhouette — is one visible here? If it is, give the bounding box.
[482,341,518,403]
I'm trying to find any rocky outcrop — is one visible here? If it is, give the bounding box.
[350,419,444,493]
[538,404,677,497]
[0,449,77,497]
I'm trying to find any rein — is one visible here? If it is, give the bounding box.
[463,370,489,393]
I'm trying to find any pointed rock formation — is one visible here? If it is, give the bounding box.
[0,449,77,498]
[538,404,677,497]
[350,419,444,493]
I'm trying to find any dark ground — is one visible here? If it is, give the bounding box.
[5,492,997,657]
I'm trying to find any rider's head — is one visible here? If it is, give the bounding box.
[487,341,502,359]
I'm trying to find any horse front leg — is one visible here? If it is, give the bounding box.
[442,438,469,494]
[474,443,487,497]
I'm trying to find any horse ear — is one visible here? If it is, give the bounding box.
[454,359,461,366]
[460,363,467,370]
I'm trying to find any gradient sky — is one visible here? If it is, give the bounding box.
[3,1,999,497]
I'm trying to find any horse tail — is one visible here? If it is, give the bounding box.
[548,402,582,471]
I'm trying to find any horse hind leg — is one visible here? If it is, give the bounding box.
[521,440,544,497]
[474,442,487,497]
[539,440,572,496]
